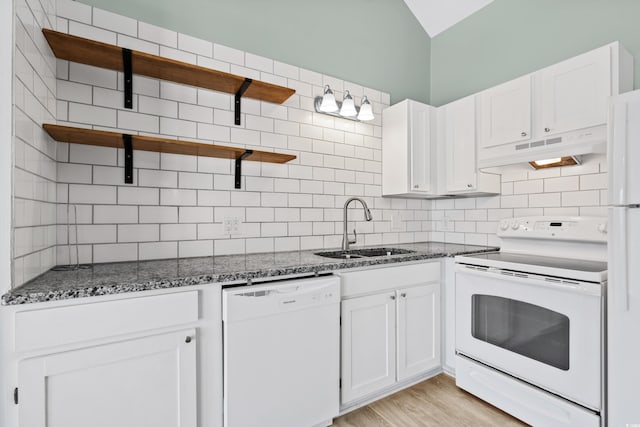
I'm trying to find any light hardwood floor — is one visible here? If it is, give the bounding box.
[332,374,528,427]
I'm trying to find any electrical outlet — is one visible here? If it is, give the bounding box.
[223,217,242,235]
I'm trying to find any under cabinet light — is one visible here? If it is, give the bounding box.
[314,86,375,122]
[529,156,580,169]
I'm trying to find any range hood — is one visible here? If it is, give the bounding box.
[478,125,607,169]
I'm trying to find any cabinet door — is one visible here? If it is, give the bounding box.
[397,284,441,381]
[341,292,396,405]
[409,101,432,193]
[17,329,197,427]
[445,96,477,192]
[539,46,611,136]
[480,75,531,148]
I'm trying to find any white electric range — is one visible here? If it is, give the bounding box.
[454,216,608,427]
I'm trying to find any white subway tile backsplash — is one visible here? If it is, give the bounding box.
[118,187,159,205]
[138,169,177,188]
[117,34,159,55]
[138,96,178,118]
[231,191,261,207]
[157,47,195,65]
[179,103,213,124]
[69,63,117,89]
[138,21,177,48]
[580,173,607,190]
[562,190,600,207]
[160,116,197,138]
[161,188,197,206]
[118,224,159,242]
[160,81,197,104]
[94,205,138,223]
[213,43,244,65]
[214,239,244,255]
[139,241,178,260]
[544,176,579,192]
[180,239,213,257]
[93,243,138,263]
[178,33,212,57]
[69,103,116,127]
[118,110,159,133]
[57,0,91,23]
[139,206,178,223]
[179,206,213,223]
[57,163,91,184]
[93,8,138,37]
[179,172,213,190]
[69,184,116,204]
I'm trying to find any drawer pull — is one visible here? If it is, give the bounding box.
[185,336,193,343]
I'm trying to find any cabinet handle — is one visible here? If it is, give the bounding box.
[413,184,419,189]
[185,336,193,343]
[401,292,407,298]
[390,295,396,300]
[467,184,472,188]
[544,127,551,132]
[521,132,527,137]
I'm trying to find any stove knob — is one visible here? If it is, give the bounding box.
[597,223,607,234]
[499,221,509,231]
[511,220,520,230]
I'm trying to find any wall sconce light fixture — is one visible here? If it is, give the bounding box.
[314,85,375,121]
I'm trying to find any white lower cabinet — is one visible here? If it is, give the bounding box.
[17,329,197,427]
[1,289,211,427]
[341,292,397,403]
[396,284,440,381]
[338,262,441,406]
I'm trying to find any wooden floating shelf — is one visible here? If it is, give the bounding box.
[44,124,296,188]
[44,124,296,163]
[42,28,296,105]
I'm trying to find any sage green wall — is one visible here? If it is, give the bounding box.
[76,0,431,104]
[430,0,640,106]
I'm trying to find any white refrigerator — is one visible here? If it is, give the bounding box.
[608,89,640,426]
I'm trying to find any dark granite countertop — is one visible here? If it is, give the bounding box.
[2,242,498,305]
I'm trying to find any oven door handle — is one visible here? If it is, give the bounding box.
[455,266,602,296]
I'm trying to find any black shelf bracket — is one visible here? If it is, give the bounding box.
[234,150,253,189]
[122,48,133,109]
[234,78,253,126]
[122,134,134,184]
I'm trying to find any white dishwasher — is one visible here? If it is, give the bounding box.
[222,275,340,427]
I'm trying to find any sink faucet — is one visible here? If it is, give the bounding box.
[342,197,373,251]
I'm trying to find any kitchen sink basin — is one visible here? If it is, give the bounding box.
[314,247,416,259]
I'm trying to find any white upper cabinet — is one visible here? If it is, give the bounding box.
[382,99,436,198]
[479,75,532,148]
[476,42,633,168]
[440,96,500,195]
[538,45,611,136]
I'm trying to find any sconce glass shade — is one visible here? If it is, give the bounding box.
[357,95,374,121]
[319,85,339,113]
[339,90,357,117]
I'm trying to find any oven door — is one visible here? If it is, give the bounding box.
[455,265,602,411]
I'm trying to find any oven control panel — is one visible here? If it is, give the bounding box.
[497,216,607,242]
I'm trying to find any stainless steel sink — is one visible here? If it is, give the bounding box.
[314,247,416,260]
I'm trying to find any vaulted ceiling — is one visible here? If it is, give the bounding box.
[403,0,494,37]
